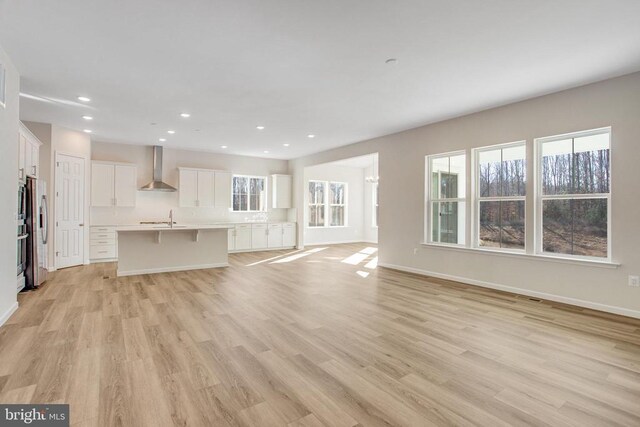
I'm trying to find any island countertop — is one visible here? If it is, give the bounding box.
[115,224,235,232]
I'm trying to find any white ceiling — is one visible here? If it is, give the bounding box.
[2,1,640,160]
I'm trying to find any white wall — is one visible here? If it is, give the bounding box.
[90,141,290,225]
[363,164,378,244]
[0,43,20,325]
[290,72,640,318]
[303,163,364,245]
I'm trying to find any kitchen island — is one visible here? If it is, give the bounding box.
[115,224,234,276]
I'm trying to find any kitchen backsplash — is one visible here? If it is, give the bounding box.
[90,191,289,225]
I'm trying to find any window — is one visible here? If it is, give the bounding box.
[373,183,379,227]
[427,153,466,245]
[329,182,346,226]
[475,142,526,250]
[308,180,347,227]
[308,181,325,227]
[232,175,266,212]
[537,128,610,259]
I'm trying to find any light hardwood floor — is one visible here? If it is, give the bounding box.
[1,243,639,426]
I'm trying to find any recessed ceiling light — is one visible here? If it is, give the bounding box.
[385,58,398,64]
[180,113,191,118]
[283,143,290,147]
[263,150,269,154]
[307,134,315,138]
[256,126,265,130]
[221,145,228,149]
[77,96,91,102]
[82,115,93,120]
[159,138,166,142]
[167,130,175,134]
[83,129,92,133]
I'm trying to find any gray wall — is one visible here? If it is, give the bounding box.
[0,43,19,324]
[290,72,640,317]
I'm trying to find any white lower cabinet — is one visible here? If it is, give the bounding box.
[251,224,268,249]
[267,224,283,248]
[228,228,236,251]
[235,224,252,251]
[283,223,296,247]
[90,223,296,261]
[228,222,296,252]
[90,226,118,261]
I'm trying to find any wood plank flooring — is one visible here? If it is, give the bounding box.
[2,243,640,426]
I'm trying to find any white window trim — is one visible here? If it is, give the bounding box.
[231,174,268,212]
[472,140,527,252]
[307,180,326,228]
[534,127,612,262]
[306,180,348,228]
[328,181,348,227]
[425,150,467,246]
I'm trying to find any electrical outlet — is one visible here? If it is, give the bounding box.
[413,248,418,255]
[629,275,640,287]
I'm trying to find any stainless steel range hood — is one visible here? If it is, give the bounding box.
[139,146,177,192]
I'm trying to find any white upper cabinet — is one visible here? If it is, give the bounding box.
[179,167,231,208]
[214,171,232,209]
[197,170,215,207]
[18,123,42,180]
[91,163,115,207]
[179,168,198,207]
[271,174,292,209]
[114,164,137,207]
[91,161,137,207]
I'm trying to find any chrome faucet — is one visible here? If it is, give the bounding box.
[168,209,174,228]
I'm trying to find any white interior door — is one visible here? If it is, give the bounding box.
[56,153,85,268]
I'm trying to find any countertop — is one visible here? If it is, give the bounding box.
[97,221,296,228]
[115,224,235,232]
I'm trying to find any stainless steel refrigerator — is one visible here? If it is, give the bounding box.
[24,176,48,289]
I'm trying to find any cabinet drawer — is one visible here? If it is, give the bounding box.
[236,224,252,230]
[91,232,116,240]
[251,223,268,229]
[91,236,116,245]
[91,226,116,233]
[283,223,295,228]
[90,245,116,259]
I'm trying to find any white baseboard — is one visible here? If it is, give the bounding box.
[378,262,640,320]
[0,301,19,327]
[117,262,229,277]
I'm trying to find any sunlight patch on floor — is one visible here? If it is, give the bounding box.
[356,271,370,278]
[271,247,327,264]
[364,256,378,269]
[342,247,378,265]
[246,250,303,266]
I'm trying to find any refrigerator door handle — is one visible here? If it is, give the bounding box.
[40,194,48,244]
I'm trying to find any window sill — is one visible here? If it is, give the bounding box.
[420,243,620,269]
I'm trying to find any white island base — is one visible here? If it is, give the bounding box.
[116,225,232,277]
